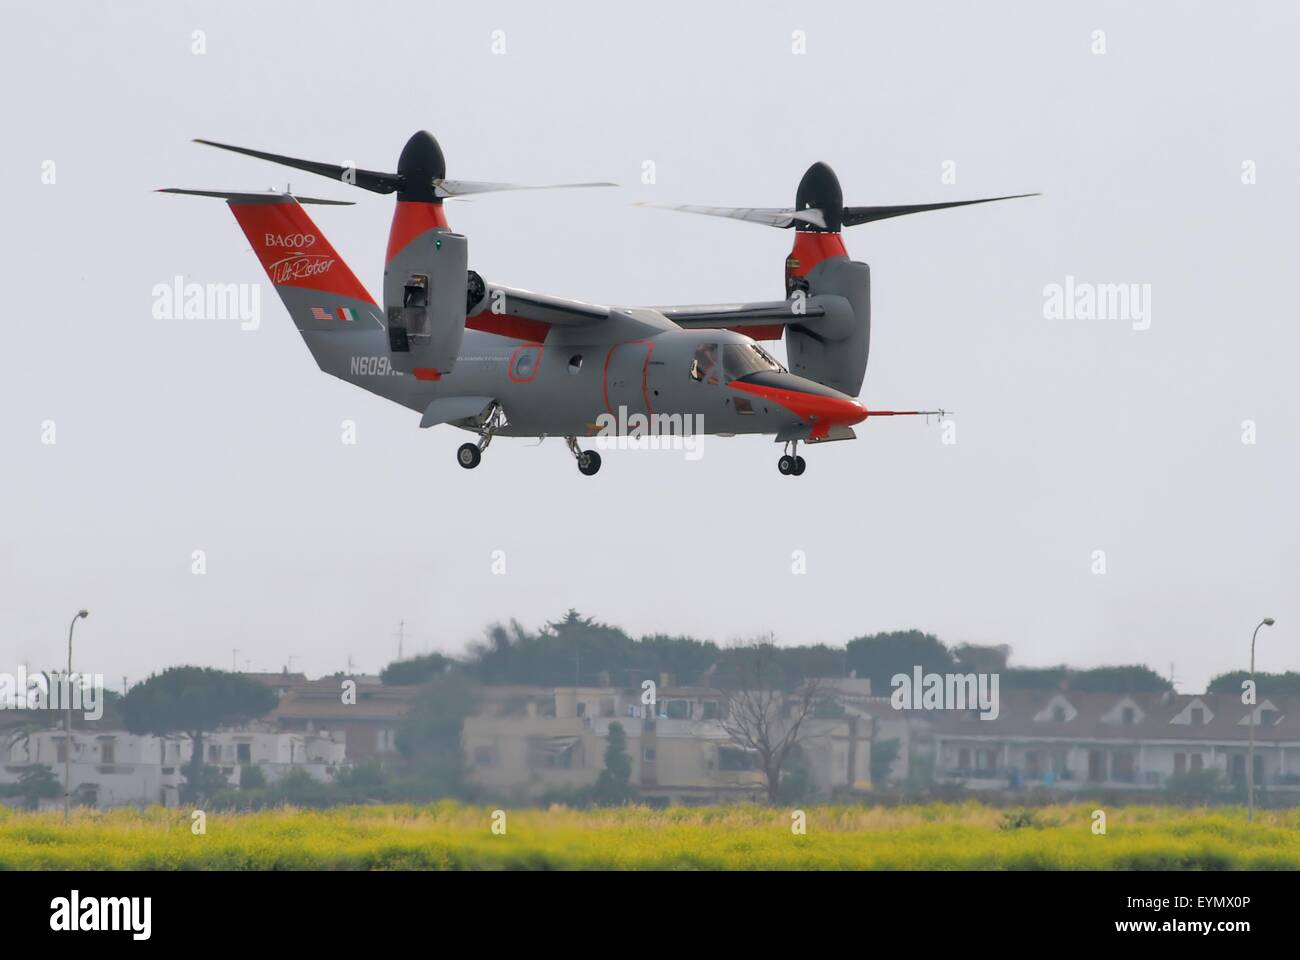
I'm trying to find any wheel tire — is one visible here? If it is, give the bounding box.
[578,450,602,476]
[792,456,807,476]
[457,443,482,469]
[778,455,795,475]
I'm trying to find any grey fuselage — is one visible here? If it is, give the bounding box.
[308,303,851,440]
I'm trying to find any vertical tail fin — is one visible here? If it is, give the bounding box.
[222,193,381,333]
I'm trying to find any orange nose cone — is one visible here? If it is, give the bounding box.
[833,398,868,426]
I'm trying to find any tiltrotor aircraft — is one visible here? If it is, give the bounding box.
[162,132,1034,476]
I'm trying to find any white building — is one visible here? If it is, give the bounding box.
[0,727,347,809]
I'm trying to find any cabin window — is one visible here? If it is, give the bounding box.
[722,342,784,381]
[689,343,719,382]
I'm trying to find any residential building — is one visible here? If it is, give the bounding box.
[0,727,346,809]
[912,690,1300,793]
[463,683,871,802]
[267,675,419,759]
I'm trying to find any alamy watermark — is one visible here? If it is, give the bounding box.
[1043,276,1151,330]
[890,666,1000,720]
[594,405,705,461]
[0,668,105,721]
[152,276,261,330]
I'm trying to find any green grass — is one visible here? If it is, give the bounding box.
[1,802,1297,870]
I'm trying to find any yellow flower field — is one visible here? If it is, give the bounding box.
[1,802,1298,870]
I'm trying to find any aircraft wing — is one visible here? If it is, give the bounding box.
[479,286,610,326]
[656,299,827,331]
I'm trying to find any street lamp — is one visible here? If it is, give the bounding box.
[1247,616,1275,823]
[64,609,88,822]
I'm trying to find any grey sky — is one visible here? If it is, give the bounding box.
[2,1,1297,692]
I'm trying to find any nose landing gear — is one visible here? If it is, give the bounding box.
[778,441,807,477]
[567,436,602,476]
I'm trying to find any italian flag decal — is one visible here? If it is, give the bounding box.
[337,306,358,323]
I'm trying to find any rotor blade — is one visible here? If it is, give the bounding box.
[435,179,617,198]
[634,202,826,229]
[157,188,355,205]
[842,193,1038,227]
[193,139,404,194]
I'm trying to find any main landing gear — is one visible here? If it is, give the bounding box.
[778,440,807,477]
[456,402,504,470]
[566,436,602,476]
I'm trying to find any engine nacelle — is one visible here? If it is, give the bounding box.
[384,228,467,377]
[787,257,870,396]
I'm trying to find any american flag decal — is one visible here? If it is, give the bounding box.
[311,307,332,322]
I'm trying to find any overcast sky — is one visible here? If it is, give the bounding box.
[2,1,1297,693]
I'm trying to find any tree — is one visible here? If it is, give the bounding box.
[395,672,481,797]
[870,737,901,787]
[120,667,276,802]
[845,630,953,695]
[466,611,723,688]
[1207,671,1300,697]
[1066,665,1172,693]
[952,643,1010,674]
[716,641,821,803]
[1001,666,1070,690]
[775,743,814,803]
[1,764,60,809]
[381,651,453,686]
[593,721,634,805]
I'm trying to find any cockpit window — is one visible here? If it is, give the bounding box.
[723,343,785,381]
[690,342,720,383]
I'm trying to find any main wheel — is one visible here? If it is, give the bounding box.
[457,443,482,469]
[792,456,807,476]
[578,450,602,476]
[778,455,795,475]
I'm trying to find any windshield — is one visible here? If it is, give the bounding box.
[723,342,785,380]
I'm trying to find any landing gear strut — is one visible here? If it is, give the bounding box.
[457,401,504,470]
[566,436,602,476]
[778,441,807,477]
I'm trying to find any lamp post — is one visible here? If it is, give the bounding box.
[64,609,89,821]
[1247,616,1275,823]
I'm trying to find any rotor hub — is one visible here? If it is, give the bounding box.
[396,130,446,202]
[794,162,843,232]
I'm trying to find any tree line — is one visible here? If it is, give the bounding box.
[379,609,1184,696]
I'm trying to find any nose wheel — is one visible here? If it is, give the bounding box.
[457,443,482,469]
[778,442,807,477]
[567,436,602,476]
